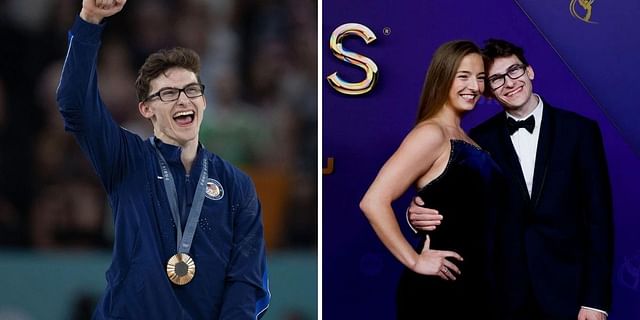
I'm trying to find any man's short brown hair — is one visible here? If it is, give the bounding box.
[135,47,201,102]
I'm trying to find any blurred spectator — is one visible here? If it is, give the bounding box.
[200,67,270,166]
[29,180,108,249]
[98,37,152,137]
[0,3,43,244]
[29,61,110,249]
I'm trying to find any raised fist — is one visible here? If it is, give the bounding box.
[80,0,127,24]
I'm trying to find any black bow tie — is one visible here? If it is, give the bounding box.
[506,116,535,135]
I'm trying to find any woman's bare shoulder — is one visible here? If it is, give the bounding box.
[407,120,449,147]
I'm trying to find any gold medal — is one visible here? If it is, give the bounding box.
[166,253,196,285]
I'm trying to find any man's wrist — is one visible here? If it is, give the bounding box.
[581,306,608,317]
[79,9,103,24]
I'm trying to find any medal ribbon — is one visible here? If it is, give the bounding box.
[150,138,208,254]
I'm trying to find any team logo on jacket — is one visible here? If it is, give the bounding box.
[205,178,224,200]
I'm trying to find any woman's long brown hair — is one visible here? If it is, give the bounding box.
[415,40,482,124]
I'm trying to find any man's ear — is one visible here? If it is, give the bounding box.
[526,65,535,81]
[139,101,154,119]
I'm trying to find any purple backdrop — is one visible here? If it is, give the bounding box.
[322,1,640,319]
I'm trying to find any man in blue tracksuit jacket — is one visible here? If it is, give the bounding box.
[56,1,270,319]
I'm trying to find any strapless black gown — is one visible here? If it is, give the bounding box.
[396,139,505,319]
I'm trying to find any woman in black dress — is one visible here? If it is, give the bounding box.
[360,40,503,319]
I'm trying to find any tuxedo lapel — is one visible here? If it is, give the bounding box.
[493,115,531,203]
[531,104,554,208]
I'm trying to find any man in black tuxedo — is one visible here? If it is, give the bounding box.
[408,39,613,320]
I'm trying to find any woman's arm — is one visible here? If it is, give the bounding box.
[360,123,462,278]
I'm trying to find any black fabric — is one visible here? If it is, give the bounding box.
[470,102,613,318]
[396,140,505,319]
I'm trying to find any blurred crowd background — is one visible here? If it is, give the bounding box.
[0,0,317,319]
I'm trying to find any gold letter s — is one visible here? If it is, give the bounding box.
[327,23,379,95]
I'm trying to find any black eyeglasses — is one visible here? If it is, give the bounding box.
[145,83,205,102]
[487,64,527,90]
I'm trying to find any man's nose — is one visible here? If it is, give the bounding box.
[176,89,190,103]
[503,75,516,87]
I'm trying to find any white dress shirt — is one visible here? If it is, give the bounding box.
[506,94,543,197]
